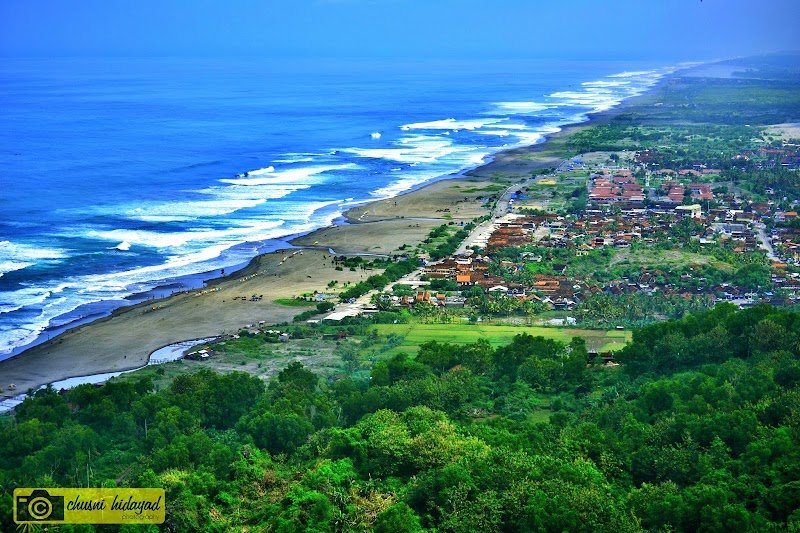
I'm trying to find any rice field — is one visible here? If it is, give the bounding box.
[370,322,631,356]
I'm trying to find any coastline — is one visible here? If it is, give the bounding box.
[0,185,482,397]
[0,74,670,398]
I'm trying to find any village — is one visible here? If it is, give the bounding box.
[364,149,800,320]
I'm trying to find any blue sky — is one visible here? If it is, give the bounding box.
[1,0,798,61]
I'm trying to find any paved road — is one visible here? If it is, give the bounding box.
[754,223,779,261]
[455,171,552,254]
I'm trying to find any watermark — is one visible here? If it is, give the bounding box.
[14,488,164,524]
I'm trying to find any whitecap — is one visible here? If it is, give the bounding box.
[0,325,41,356]
[0,287,53,314]
[492,102,554,114]
[87,218,286,251]
[219,164,356,186]
[343,135,477,165]
[242,166,274,176]
[400,118,506,131]
[0,240,68,261]
[0,241,67,276]
[582,80,631,88]
[496,123,528,130]
[114,241,131,251]
[476,129,512,137]
[272,157,314,163]
[122,198,267,222]
[608,70,658,78]
[0,260,34,277]
[371,132,381,139]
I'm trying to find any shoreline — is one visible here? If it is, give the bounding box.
[0,71,675,397]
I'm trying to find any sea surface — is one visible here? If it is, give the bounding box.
[0,57,687,359]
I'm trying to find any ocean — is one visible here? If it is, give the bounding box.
[0,56,685,360]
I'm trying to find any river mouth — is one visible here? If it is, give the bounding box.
[0,337,216,413]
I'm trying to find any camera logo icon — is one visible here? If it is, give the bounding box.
[15,489,65,522]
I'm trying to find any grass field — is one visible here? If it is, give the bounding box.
[370,323,631,356]
[109,324,631,391]
[274,298,317,307]
[609,248,735,271]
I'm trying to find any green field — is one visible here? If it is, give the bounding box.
[273,297,317,307]
[370,322,631,355]
[609,248,735,271]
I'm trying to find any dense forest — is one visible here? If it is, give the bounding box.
[2,304,799,531]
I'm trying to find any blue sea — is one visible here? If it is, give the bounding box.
[0,57,686,359]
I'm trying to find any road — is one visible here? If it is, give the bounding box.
[455,171,552,254]
[754,223,779,261]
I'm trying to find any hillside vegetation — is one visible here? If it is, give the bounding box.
[1,305,799,531]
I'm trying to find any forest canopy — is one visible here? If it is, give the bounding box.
[1,304,799,531]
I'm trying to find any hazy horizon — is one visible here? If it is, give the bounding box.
[2,0,799,62]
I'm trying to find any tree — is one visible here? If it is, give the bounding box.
[274,362,319,395]
[374,502,422,533]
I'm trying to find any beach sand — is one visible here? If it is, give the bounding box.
[0,172,511,395]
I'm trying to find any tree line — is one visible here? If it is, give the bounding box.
[1,304,799,531]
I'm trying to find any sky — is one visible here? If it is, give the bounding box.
[1,0,798,62]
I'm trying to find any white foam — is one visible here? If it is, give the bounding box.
[0,241,67,276]
[245,199,344,229]
[114,241,131,251]
[272,157,314,163]
[582,80,631,87]
[486,123,527,130]
[400,118,506,131]
[88,218,286,250]
[0,286,54,314]
[220,164,356,186]
[0,325,41,356]
[546,90,623,113]
[369,171,445,199]
[344,134,485,165]
[492,102,554,114]
[371,132,381,139]
[196,184,306,200]
[0,218,294,354]
[548,90,615,102]
[0,260,34,277]
[123,198,267,222]
[476,129,512,137]
[89,229,208,249]
[245,166,275,176]
[608,70,657,78]
[42,296,68,310]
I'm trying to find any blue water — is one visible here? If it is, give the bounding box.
[0,57,685,358]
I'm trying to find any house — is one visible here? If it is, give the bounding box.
[688,183,714,200]
[456,274,474,286]
[675,204,702,218]
[488,285,509,293]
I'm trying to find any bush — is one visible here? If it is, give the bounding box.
[316,301,335,313]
